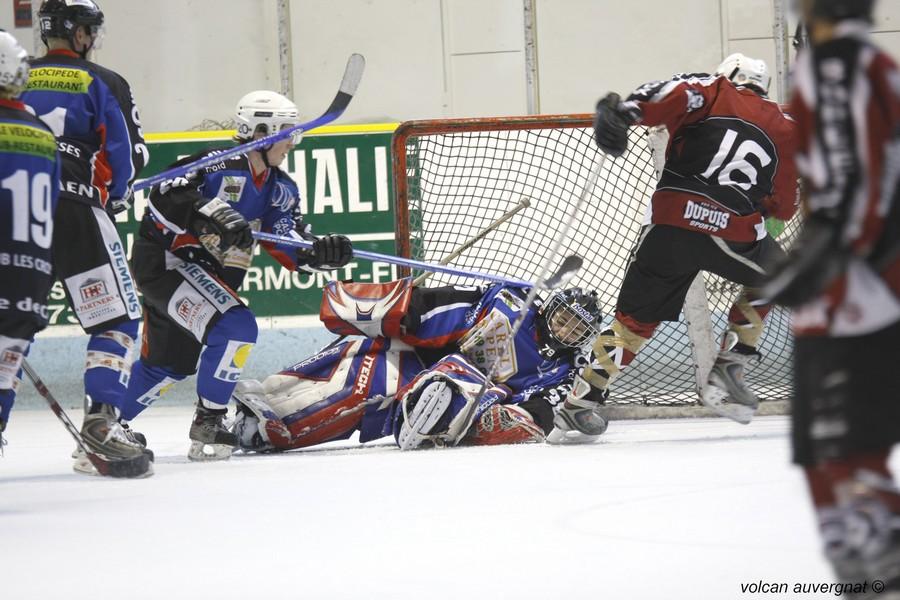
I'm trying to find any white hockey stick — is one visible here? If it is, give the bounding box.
[412,196,532,285]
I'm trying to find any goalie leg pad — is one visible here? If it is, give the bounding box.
[235,339,395,450]
[468,404,546,446]
[231,379,292,451]
[320,279,413,338]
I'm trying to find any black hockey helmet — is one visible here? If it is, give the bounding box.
[38,0,104,47]
[799,0,875,22]
[535,288,602,359]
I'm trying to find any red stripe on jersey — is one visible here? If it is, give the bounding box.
[92,123,111,207]
[0,99,26,110]
[260,241,297,271]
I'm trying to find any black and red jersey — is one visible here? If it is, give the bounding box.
[788,21,900,337]
[626,74,798,242]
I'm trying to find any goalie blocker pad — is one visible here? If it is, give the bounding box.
[320,279,413,338]
[391,353,511,449]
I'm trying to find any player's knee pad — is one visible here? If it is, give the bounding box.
[727,292,770,349]
[84,320,139,407]
[0,335,29,391]
[320,278,413,338]
[582,314,655,390]
[393,354,509,450]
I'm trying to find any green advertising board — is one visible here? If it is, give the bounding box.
[46,123,399,327]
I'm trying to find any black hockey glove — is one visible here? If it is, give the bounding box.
[108,190,133,215]
[307,234,353,269]
[593,93,636,158]
[192,198,253,251]
[760,215,850,308]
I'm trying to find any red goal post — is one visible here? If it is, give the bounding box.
[391,114,795,407]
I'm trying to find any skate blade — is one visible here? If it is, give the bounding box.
[187,441,233,461]
[546,427,600,446]
[699,386,754,425]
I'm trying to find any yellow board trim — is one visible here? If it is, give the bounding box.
[145,122,399,143]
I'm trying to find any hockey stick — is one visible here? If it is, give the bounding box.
[399,153,607,449]
[132,53,366,193]
[412,196,532,285]
[20,360,151,478]
[253,231,534,287]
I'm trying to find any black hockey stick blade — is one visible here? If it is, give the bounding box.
[542,254,583,289]
[20,360,152,478]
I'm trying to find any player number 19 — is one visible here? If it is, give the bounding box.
[2,170,54,249]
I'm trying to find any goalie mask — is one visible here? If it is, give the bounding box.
[0,31,29,98]
[715,53,771,96]
[234,90,302,146]
[38,0,105,55]
[536,288,602,359]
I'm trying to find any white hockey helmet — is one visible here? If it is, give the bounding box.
[715,53,771,96]
[0,30,29,98]
[234,90,302,145]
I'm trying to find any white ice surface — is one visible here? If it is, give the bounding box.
[3,408,877,600]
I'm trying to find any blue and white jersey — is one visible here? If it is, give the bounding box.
[20,49,147,210]
[140,148,310,287]
[0,99,61,330]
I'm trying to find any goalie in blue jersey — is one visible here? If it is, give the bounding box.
[231,279,603,451]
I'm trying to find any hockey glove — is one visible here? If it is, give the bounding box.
[761,215,850,308]
[108,190,134,215]
[593,93,636,158]
[306,234,353,269]
[192,197,253,252]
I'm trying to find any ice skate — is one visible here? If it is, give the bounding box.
[700,333,761,425]
[547,393,609,445]
[75,402,154,476]
[188,403,237,461]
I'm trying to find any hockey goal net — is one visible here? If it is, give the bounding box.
[392,114,796,407]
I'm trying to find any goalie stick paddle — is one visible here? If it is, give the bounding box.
[20,360,152,478]
[133,53,366,193]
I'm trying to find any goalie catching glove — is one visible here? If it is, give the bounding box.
[593,93,640,157]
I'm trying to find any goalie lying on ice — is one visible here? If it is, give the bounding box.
[231,279,602,451]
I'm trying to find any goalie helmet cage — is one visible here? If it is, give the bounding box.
[392,114,797,407]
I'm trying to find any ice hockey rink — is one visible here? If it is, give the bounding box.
[2,407,867,600]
